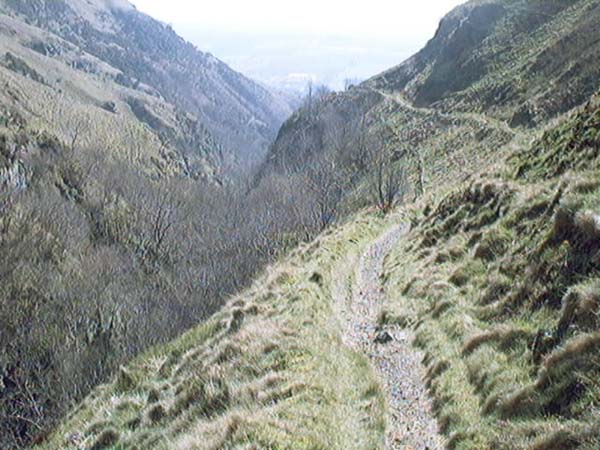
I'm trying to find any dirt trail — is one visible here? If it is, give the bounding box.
[373,87,515,137]
[335,224,443,450]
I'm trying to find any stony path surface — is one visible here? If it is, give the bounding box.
[336,224,444,450]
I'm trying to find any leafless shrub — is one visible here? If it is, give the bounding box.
[368,145,407,214]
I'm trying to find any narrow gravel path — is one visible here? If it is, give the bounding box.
[336,224,443,450]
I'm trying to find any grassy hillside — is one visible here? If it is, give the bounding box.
[0,0,294,173]
[4,0,600,448]
[35,214,391,450]
[381,92,600,449]
[0,4,217,180]
[0,101,331,447]
[370,0,600,127]
[265,0,600,200]
[0,2,305,446]
[37,93,600,449]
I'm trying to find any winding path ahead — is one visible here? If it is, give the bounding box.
[371,87,516,138]
[335,225,443,450]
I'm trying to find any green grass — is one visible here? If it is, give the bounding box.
[380,97,600,449]
[11,2,600,447]
[36,215,388,450]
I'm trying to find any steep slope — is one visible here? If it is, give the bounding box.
[36,94,600,449]
[369,0,600,127]
[7,1,600,449]
[0,0,293,170]
[0,11,215,179]
[380,92,600,449]
[263,0,600,194]
[34,214,391,450]
[0,1,297,447]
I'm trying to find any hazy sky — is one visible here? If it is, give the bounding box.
[130,0,465,91]
[131,0,463,37]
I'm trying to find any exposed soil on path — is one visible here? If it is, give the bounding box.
[335,224,444,450]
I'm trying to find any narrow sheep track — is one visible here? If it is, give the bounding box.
[336,224,444,450]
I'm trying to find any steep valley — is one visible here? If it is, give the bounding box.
[1,0,600,449]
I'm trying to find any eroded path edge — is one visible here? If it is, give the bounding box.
[333,224,444,450]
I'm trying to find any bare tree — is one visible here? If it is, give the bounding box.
[344,78,362,91]
[381,115,425,200]
[304,152,344,230]
[314,84,332,100]
[68,118,88,152]
[369,146,406,214]
[306,80,313,113]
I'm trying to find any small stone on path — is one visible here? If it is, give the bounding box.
[374,330,393,344]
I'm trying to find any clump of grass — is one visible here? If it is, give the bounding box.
[462,325,531,355]
[147,387,161,404]
[530,429,579,450]
[425,359,450,388]
[86,420,113,436]
[212,342,242,364]
[543,332,600,374]
[172,378,208,417]
[377,310,412,328]
[574,210,600,242]
[89,428,120,450]
[448,260,485,287]
[495,332,600,419]
[227,309,245,333]
[430,299,454,319]
[146,404,166,424]
[472,227,513,261]
[478,274,511,306]
[115,367,138,393]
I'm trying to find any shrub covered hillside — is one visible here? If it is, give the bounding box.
[3,0,600,449]
[0,0,294,169]
[381,92,600,449]
[36,92,600,449]
[0,0,312,446]
[33,214,391,450]
[369,0,600,127]
[0,100,337,448]
[264,0,600,197]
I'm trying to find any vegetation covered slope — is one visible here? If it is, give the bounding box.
[4,0,600,449]
[0,100,325,448]
[381,92,600,449]
[34,214,390,450]
[369,0,600,127]
[264,0,600,196]
[38,93,600,449]
[0,2,307,447]
[0,0,294,171]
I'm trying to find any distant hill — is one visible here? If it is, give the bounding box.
[264,0,600,184]
[368,0,600,126]
[0,0,294,175]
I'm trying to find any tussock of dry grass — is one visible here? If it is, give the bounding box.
[462,325,532,356]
